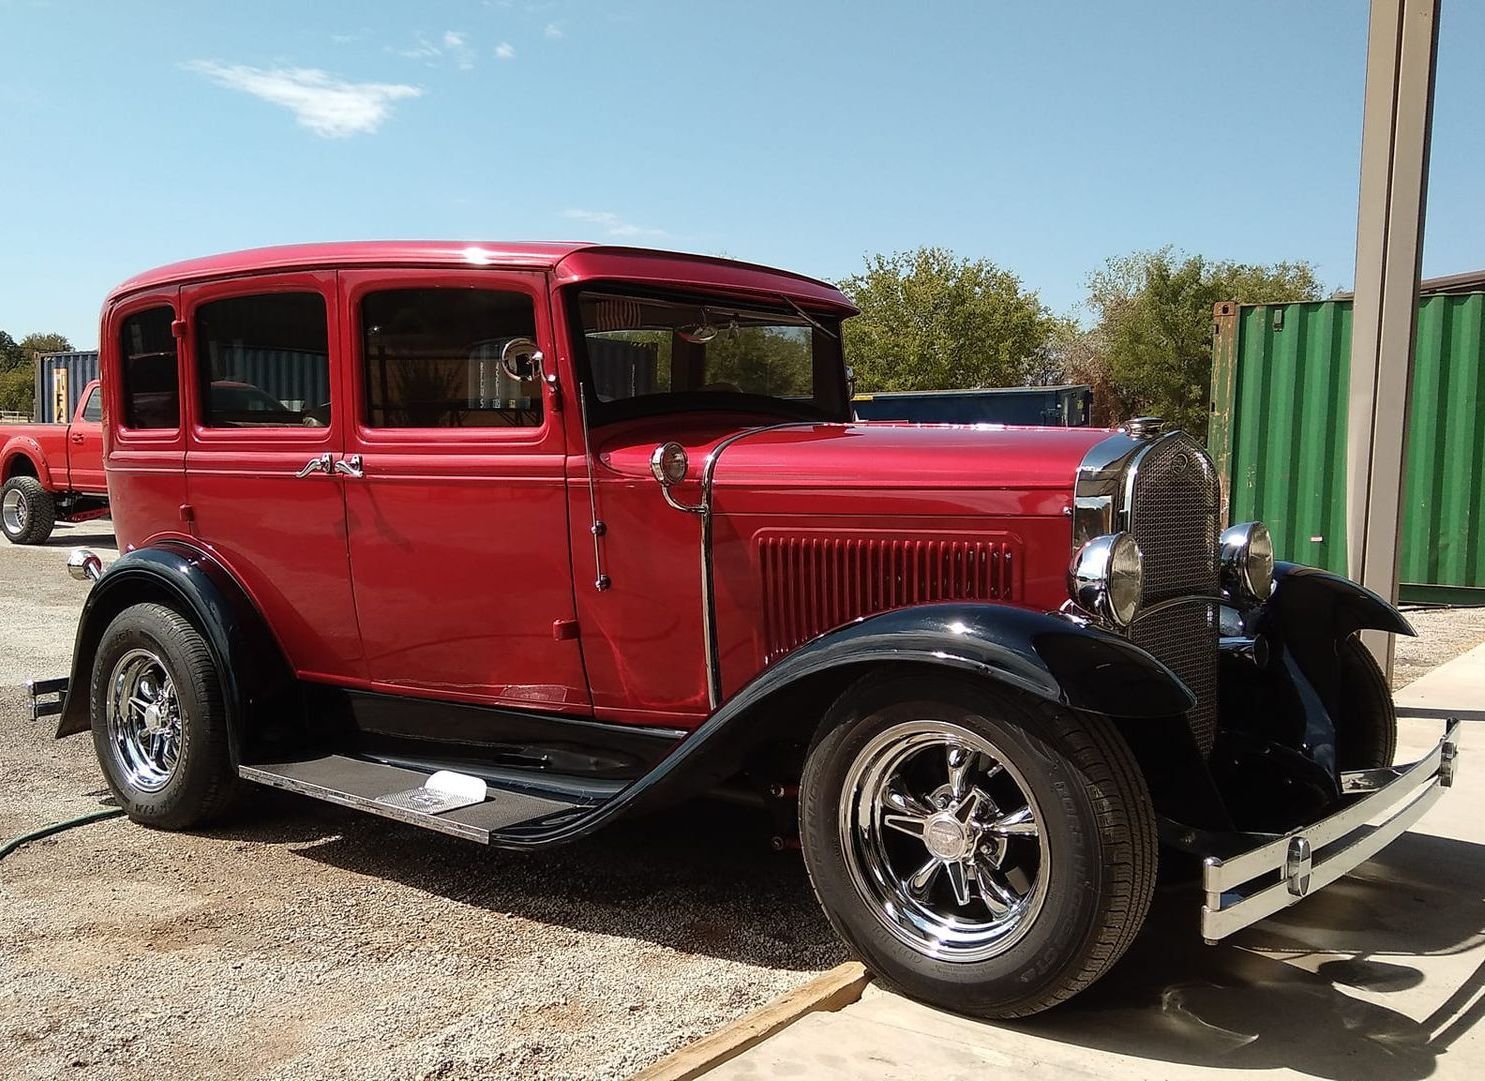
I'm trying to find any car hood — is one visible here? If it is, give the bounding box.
[597,419,1113,518]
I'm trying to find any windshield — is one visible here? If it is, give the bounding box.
[574,289,849,424]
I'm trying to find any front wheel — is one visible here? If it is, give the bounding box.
[800,672,1157,1018]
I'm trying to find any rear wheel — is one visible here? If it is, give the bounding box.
[800,671,1157,1018]
[89,602,244,829]
[1,476,56,544]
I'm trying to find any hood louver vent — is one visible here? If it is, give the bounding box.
[759,533,1020,662]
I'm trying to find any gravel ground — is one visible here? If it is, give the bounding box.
[0,524,843,1081]
[2,524,1480,1080]
[1392,605,1485,688]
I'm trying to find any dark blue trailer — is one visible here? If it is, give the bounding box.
[852,384,1093,426]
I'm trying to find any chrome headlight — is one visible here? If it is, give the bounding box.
[1219,521,1274,603]
[1068,532,1143,627]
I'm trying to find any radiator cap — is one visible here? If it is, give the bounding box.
[1124,416,1166,439]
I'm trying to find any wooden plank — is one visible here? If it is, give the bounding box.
[631,962,870,1081]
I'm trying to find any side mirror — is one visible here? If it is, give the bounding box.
[649,442,689,487]
[649,442,703,514]
[499,338,545,383]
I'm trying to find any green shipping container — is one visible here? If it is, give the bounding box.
[1209,292,1485,605]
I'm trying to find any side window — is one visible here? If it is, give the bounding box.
[362,288,541,428]
[120,307,179,430]
[81,387,103,423]
[195,292,331,428]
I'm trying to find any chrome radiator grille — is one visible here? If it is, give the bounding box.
[1124,434,1222,754]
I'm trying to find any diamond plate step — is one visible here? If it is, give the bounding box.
[239,755,581,843]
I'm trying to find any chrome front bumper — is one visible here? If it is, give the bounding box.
[1199,718,1460,942]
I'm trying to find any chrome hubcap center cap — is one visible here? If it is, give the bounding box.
[924,813,972,860]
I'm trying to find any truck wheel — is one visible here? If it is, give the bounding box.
[89,602,244,829]
[1336,636,1398,770]
[799,671,1157,1018]
[0,476,56,544]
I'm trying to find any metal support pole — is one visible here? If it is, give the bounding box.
[1347,0,1440,675]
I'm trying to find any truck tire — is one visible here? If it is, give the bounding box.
[89,602,245,829]
[1,475,56,544]
[799,671,1157,1018]
[1336,636,1398,770]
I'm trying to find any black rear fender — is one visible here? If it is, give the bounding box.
[55,542,294,764]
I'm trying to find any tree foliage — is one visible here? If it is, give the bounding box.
[0,328,74,415]
[838,247,1063,393]
[1067,248,1323,434]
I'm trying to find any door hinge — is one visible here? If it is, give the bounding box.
[551,619,580,641]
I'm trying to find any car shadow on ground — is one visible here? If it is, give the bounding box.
[1000,830,1485,1081]
[36,530,115,548]
[204,791,848,973]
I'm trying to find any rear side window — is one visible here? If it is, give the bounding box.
[195,293,331,428]
[362,288,541,428]
[119,307,179,430]
[81,387,102,423]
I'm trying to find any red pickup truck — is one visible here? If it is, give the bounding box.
[0,379,109,544]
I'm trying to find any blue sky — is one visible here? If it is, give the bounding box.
[2,0,1482,348]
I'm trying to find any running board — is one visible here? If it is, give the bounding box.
[239,755,584,843]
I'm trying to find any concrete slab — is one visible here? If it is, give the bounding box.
[707,713,1483,1080]
[1396,641,1485,715]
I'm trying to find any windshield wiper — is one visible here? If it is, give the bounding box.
[779,294,838,340]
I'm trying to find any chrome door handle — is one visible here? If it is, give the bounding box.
[333,455,364,478]
[294,453,333,478]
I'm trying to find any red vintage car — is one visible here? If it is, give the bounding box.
[1,379,109,543]
[34,242,1457,1017]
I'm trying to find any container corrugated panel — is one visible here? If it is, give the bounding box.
[1210,293,1485,599]
[34,351,101,424]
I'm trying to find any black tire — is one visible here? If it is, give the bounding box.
[1336,636,1398,769]
[799,671,1157,1018]
[89,602,244,829]
[1,475,56,544]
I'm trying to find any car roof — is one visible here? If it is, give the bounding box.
[107,241,855,312]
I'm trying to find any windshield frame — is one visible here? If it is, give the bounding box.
[564,283,852,427]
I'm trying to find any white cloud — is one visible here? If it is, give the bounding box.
[544,23,564,39]
[494,42,516,60]
[398,30,475,69]
[563,209,667,239]
[186,61,422,138]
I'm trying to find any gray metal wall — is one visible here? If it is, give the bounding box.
[34,351,101,424]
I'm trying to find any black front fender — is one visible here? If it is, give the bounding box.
[731,602,1196,720]
[496,602,1194,846]
[1266,561,1416,641]
[55,542,293,759]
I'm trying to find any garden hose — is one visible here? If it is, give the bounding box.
[0,807,124,861]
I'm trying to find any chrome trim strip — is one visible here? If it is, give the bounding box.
[577,385,610,591]
[697,422,801,709]
[1199,719,1459,941]
[1070,430,1144,552]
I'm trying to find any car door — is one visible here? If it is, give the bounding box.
[67,383,107,493]
[181,271,365,682]
[339,269,590,714]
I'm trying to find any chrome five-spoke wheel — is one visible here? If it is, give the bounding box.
[105,647,183,792]
[840,720,1049,962]
[801,673,1156,1017]
[1,486,27,535]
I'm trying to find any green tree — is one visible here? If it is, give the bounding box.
[1070,248,1323,434]
[0,329,74,416]
[838,247,1063,393]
